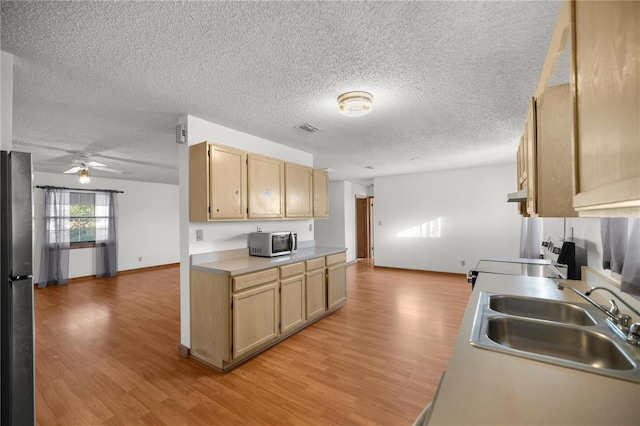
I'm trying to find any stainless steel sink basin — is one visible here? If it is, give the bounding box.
[489,294,597,326]
[470,292,640,383]
[487,317,634,370]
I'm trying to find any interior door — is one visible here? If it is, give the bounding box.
[356,197,372,258]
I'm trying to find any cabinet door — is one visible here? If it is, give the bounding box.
[327,263,347,310]
[247,154,285,218]
[524,98,538,216]
[285,163,313,218]
[232,282,279,359]
[305,269,326,320]
[280,274,305,334]
[571,1,640,215]
[210,145,247,220]
[313,169,329,218]
[516,137,529,217]
[535,84,576,217]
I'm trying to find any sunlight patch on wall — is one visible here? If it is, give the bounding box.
[397,218,442,238]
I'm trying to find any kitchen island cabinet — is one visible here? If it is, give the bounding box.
[305,257,326,320]
[279,262,306,335]
[190,246,347,371]
[326,252,347,309]
[232,269,280,358]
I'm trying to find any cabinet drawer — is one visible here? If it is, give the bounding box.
[326,252,346,266]
[280,262,305,279]
[306,257,325,271]
[233,268,278,292]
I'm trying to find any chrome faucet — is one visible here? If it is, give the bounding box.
[584,286,640,317]
[556,282,640,347]
[556,282,619,321]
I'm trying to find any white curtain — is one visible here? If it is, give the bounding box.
[95,191,118,278]
[39,188,70,287]
[602,218,640,296]
[519,217,542,259]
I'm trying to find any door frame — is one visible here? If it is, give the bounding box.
[356,196,374,258]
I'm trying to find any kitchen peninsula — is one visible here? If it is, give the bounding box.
[189,245,347,371]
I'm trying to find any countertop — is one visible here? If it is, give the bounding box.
[427,273,639,425]
[191,246,346,276]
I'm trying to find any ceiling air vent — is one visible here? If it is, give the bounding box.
[298,123,321,133]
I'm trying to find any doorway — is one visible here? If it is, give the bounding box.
[356,196,374,258]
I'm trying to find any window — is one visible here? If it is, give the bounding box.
[69,192,110,247]
[70,192,95,244]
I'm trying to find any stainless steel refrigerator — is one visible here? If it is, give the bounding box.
[0,150,35,425]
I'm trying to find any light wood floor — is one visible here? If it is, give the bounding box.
[34,259,471,425]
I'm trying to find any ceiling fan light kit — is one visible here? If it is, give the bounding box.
[78,168,91,184]
[338,91,373,117]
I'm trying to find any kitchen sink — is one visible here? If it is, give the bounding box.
[470,292,640,383]
[487,317,634,370]
[489,294,597,326]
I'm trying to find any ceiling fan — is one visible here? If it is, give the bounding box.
[62,155,126,184]
[63,155,126,175]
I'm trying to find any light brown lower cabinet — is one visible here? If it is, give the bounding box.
[327,252,347,309]
[305,257,326,321]
[190,251,346,371]
[279,262,306,335]
[232,281,279,358]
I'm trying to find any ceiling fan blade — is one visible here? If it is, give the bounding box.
[86,161,107,168]
[63,167,81,174]
[92,166,127,174]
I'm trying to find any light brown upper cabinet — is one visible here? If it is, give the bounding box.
[284,163,313,218]
[247,153,285,219]
[524,98,537,215]
[516,86,576,218]
[516,136,528,217]
[190,141,247,221]
[570,0,640,216]
[313,168,329,218]
[534,84,577,217]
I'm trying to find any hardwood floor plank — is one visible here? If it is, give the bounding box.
[34,259,471,425]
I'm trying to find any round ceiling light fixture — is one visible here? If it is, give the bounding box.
[338,91,373,117]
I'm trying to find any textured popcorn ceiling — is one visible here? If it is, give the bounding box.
[1,1,564,185]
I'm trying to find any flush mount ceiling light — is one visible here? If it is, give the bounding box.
[78,168,91,184]
[338,91,373,117]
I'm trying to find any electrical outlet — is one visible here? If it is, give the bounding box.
[461,260,466,266]
[309,223,313,231]
[196,229,203,241]
[257,226,262,232]
[138,257,142,262]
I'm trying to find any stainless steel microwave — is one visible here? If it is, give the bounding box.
[248,232,298,257]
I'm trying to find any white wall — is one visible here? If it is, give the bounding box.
[315,180,372,263]
[179,115,317,347]
[315,181,345,249]
[33,172,180,281]
[1,51,14,152]
[373,164,521,273]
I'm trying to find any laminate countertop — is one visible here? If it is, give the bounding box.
[427,273,639,425]
[191,246,346,276]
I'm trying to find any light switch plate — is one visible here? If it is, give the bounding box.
[196,229,203,241]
